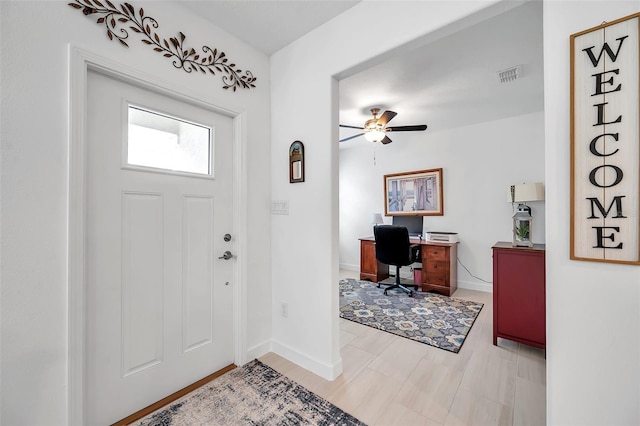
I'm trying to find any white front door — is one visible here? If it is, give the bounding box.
[85,69,235,425]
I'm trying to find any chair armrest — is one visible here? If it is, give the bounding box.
[410,244,421,262]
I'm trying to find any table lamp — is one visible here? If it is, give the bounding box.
[508,183,544,247]
[370,213,383,229]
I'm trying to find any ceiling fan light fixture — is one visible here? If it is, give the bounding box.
[338,108,426,144]
[364,129,385,142]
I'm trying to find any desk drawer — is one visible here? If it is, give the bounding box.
[424,246,447,261]
[419,242,457,297]
[425,261,448,285]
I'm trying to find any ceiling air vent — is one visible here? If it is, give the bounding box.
[498,65,522,83]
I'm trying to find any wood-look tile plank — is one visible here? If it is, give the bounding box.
[517,344,546,385]
[458,347,517,408]
[340,344,376,380]
[393,357,464,424]
[445,388,513,426]
[374,401,442,426]
[367,336,427,382]
[340,327,358,348]
[513,377,546,426]
[328,367,403,425]
[347,321,401,356]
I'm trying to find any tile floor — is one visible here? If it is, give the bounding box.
[259,270,546,425]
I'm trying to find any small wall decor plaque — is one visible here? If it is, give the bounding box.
[289,141,305,183]
[570,12,640,264]
[68,0,257,91]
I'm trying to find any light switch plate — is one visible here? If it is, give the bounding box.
[271,200,289,215]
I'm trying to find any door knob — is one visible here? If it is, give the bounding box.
[218,251,233,260]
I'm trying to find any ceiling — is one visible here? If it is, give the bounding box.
[338,1,543,148]
[177,0,361,56]
[178,1,543,149]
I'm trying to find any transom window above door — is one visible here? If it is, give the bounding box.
[126,105,213,176]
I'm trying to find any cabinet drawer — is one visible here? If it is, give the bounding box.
[424,246,447,261]
[425,261,448,285]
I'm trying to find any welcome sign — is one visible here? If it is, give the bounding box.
[570,13,640,264]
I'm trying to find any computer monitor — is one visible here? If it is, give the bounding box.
[392,215,423,237]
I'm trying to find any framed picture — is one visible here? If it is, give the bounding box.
[384,168,443,216]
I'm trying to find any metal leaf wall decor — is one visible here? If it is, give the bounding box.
[68,0,257,91]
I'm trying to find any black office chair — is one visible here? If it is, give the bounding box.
[373,225,420,296]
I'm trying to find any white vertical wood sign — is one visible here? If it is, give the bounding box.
[571,13,640,264]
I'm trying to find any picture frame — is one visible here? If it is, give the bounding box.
[384,168,443,216]
[289,140,305,183]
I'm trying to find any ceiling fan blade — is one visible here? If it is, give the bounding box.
[339,133,364,142]
[377,110,397,126]
[380,135,393,144]
[387,124,428,132]
[339,124,365,130]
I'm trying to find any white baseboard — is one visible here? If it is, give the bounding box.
[245,339,273,364]
[270,339,343,381]
[457,279,492,293]
[339,263,359,272]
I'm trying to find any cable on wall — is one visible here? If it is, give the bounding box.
[457,258,492,284]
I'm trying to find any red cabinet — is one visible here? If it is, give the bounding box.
[492,242,545,349]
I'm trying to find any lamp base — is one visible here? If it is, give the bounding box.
[512,240,533,248]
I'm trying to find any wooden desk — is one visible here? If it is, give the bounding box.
[359,237,458,296]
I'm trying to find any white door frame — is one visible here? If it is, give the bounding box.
[67,45,248,425]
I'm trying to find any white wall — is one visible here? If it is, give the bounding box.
[270,0,516,379]
[0,2,271,424]
[340,111,545,292]
[544,2,640,424]
[273,0,640,422]
[4,0,639,424]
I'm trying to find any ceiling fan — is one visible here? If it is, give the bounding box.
[339,107,427,144]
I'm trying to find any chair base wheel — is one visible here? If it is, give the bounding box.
[382,284,414,297]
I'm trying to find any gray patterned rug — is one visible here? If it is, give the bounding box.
[339,278,483,353]
[135,360,365,425]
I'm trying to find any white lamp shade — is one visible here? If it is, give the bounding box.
[508,182,545,203]
[370,213,383,225]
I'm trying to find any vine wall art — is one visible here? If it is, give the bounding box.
[68,0,257,91]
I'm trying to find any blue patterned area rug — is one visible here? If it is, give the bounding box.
[136,360,365,426]
[339,278,483,353]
